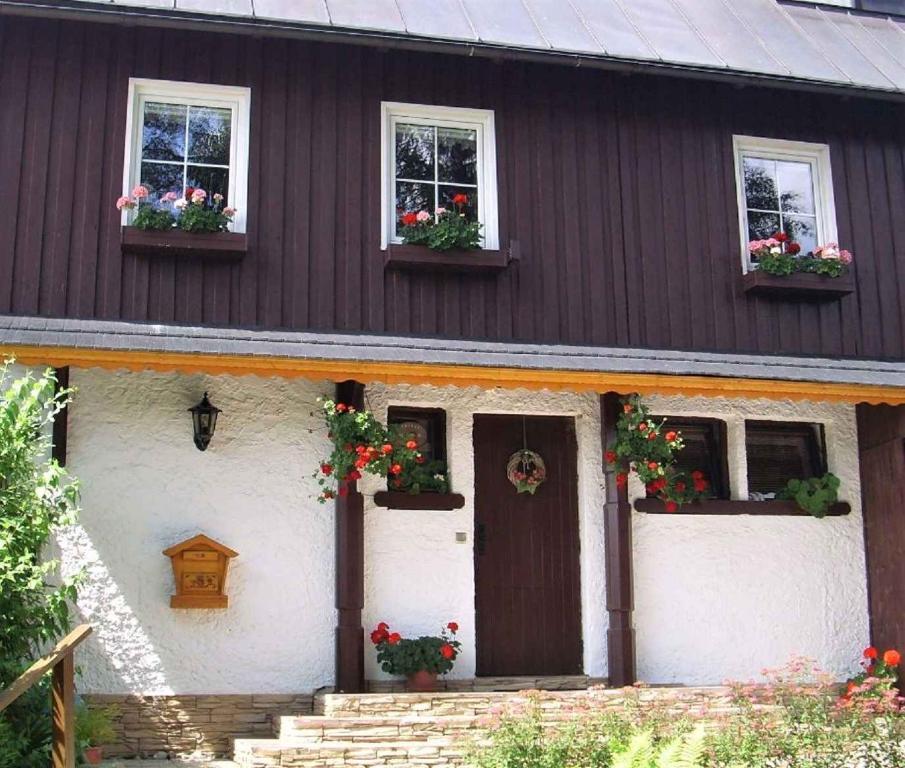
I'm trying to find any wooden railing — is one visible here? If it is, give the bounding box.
[0,625,93,768]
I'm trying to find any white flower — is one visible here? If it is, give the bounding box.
[174,198,188,210]
[770,246,781,254]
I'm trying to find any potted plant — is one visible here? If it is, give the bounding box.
[370,621,460,692]
[314,399,450,503]
[116,185,237,233]
[76,703,117,765]
[399,194,482,252]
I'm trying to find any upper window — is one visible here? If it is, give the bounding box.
[733,136,837,270]
[123,79,251,232]
[381,102,499,249]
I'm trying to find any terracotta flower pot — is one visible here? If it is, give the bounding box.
[83,746,104,765]
[406,670,439,692]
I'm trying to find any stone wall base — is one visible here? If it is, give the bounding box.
[83,693,313,758]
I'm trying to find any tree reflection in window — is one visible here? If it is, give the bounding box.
[743,156,818,255]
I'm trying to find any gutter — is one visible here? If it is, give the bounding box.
[1,0,903,103]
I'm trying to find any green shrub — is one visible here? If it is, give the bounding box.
[0,361,80,764]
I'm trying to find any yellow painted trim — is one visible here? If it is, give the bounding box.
[2,343,904,405]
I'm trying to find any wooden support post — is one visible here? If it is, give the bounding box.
[51,651,75,768]
[601,393,637,686]
[52,366,69,466]
[335,380,366,693]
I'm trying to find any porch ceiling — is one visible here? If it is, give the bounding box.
[1,315,904,404]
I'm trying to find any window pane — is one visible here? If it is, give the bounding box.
[188,106,232,165]
[784,215,817,254]
[395,124,434,181]
[743,157,779,211]
[438,186,478,220]
[437,127,477,185]
[187,166,229,203]
[142,102,187,162]
[747,211,781,242]
[141,161,184,202]
[395,181,435,236]
[777,160,815,215]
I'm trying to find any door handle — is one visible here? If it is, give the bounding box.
[476,523,487,555]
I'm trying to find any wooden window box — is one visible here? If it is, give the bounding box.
[384,242,516,274]
[373,491,465,510]
[634,498,850,516]
[121,227,247,261]
[741,269,854,300]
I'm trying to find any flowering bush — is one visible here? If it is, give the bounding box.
[840,646,902,711]
[604,395,710,511]
[468,655,905,768]
[116,186,236,233]
[399,193,482,251]
[370,621,460,676]
[313,399,449,502]
[749,232,852,278]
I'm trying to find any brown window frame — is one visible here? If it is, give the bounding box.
[745,420,827,496]
[649,416,730,500]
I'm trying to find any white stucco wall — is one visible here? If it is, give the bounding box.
[360,384,608,681]
[632,395,868,685]
[31,361,869,694]
[57,368,336,695]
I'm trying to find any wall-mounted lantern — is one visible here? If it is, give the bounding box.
[189,392,221,451]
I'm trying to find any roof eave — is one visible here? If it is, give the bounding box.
[2,0,903,103]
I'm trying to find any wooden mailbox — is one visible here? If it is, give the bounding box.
[163,534,238,609]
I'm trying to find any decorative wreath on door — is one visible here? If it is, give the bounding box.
[506,449,547,495]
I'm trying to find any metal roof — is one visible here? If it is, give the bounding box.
[5,0,905,96]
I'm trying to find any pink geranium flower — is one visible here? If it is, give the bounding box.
[115,195,135,211]
[160,191,179,203]
[131,185,149,199]
[191,188,207,204]
[415,210,431,223]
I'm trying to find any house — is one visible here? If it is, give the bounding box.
[0,0,904,759]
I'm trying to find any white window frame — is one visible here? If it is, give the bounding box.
[732,135,838,273]
[381,102,499,250]
[122,78,251,233]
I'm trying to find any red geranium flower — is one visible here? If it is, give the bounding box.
[447,622,458,633]
[388,632,402,645]
[321,463,333,475]
[623,403,633,414]
[787,242,801,255]
[452,193,468,206]
[405,440,418,450]
[401,211,418,226]
[347,470,361,481]
[336,403,347,412]
[647,461,659,471]
[664,500,678,513]
[390,463,403,475]
[693,478,709,493]
[691,470,704,480]
[638,422,648,432]
[883,649,901,667]
[185,186,195,200]
[338,485,349,497]
[774,231,789,242]
[378,622,389,630]
[382,443,393,455]
[674,481,686,492]
[665,431,677,442]
[646,432,657,441]
[615,473,628,488]
[370,628,387,644]
[864,646,879,660]
[440,643,455,659]
[605,450,617,464]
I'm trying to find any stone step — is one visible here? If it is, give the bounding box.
[277,714,487,742]
[234,738,468,768]
[315,689,593,718]
[365,674,599,693]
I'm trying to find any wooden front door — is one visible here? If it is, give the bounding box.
[473,415,582,677]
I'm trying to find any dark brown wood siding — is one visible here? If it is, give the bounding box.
[2,14,905,360]
[857,404,905,666]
